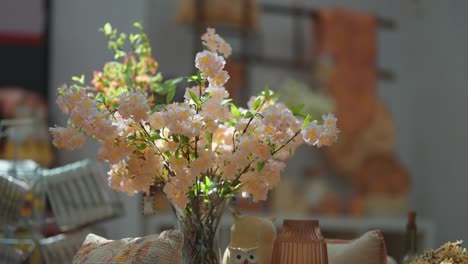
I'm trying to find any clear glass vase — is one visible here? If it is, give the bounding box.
[168,194,227,264]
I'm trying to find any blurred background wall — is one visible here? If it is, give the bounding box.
[40,0,468,245]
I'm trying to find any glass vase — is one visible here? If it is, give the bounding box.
[168,193,227,264]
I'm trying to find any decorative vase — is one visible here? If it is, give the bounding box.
[167,192,227,264]
[271,220,328,264]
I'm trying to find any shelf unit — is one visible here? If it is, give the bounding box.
[191,1,396,100]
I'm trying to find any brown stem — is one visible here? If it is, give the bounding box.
[272,130,301,155]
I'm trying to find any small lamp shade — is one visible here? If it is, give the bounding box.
[271,220,328,264]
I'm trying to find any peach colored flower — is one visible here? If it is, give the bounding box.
[252,141,272,160]
[62,88,87,112]
[201,28,232,58]
[195,50,225,78]
[221,162,238,181]
[317,126,339,147]
[212,125,235,152]
[200,98,230,122]
[190,149,216,177]
[201,28,218,52]
[164,180,190,209]
[98,138,134,164]
[118,91,150,121]
[240,172,269,202]
[261,160,286,189]
[208,70,229,87]
[148,112,165,130]
[322,113,337,128]
[56,95,69,114]
[302,122,321,145]
[49,126,86,149]
[108,161,137,195]
[316,113,339,147]
[170,156,189,176]
[206,86,229,101]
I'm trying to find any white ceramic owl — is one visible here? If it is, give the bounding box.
[222,214,276,264]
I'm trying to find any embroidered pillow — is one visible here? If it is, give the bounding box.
[72,230,183,264]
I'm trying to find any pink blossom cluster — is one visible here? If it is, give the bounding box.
[201,28,232,58]
[51,27,339,209]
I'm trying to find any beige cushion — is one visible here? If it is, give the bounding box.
[72,230,183,264]
[327,230,388,264]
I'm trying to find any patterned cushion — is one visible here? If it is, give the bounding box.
[72,230,183,264]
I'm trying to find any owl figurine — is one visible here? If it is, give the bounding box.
[222,214,276,264]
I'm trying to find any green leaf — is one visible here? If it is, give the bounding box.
[221,98,233,105]
[244,111,254,119]
[114,50,126,60]
[180,135,190,144]
[270,92,280,99]
[232,183,243,193]
[172,134,179,143]
[129,33,139,44]
[264,85,270,99]
[175,144,181,157]
[205,176,212,188]
[152,73,163,83]
[159,77,182,98]
[201,184,207,194]
[302,114,311,129]
[96,92,106,104]
[149,133,161,141]
[201,92,212,103]
[150,104,165,114]
[165,77,183,87]
[136,143,146,150]
[230,104,240,119]
[103,23,112,36]
[72,75,85,84]
[252,97,262,111]
[219,182,231,197]
[188,90,201,105]
[205,131,213,145]
[257,161,266,172]
[288,103,305,116]
[133,21,144,30]
[187,74,200,82]
[166,86,176,103]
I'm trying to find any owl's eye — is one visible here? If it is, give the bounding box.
[233,253,244,264]
[248,253,258,263]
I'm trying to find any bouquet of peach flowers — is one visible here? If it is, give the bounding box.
[50,23,339,211]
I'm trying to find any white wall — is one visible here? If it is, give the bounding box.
[399,0,468,244]
[49,0,468,245]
